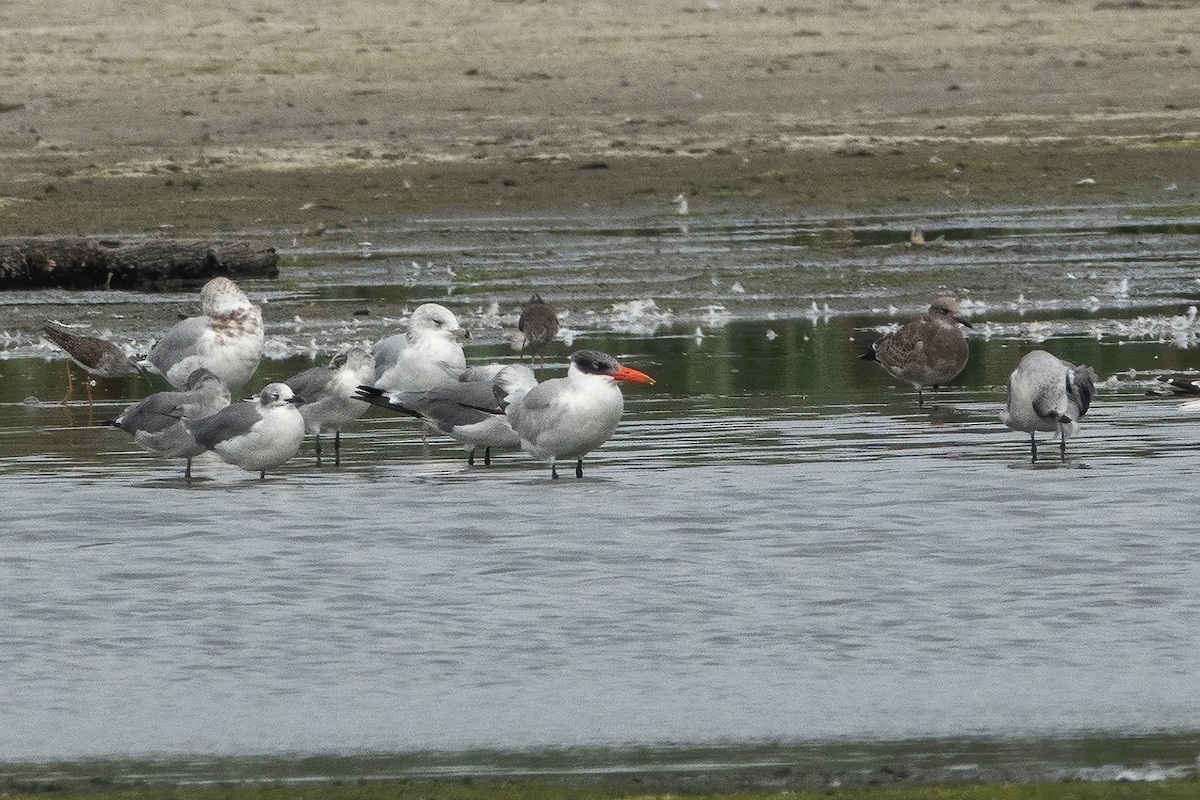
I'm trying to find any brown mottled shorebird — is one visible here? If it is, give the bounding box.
[517,294,559,368]
[42,322,140,405]
[861,295,973,406]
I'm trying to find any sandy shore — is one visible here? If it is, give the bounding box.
[0,0,1197,233]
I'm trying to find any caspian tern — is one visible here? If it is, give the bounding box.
[285,346,375,466]
[148,277,264,391]
[502,350,655,479]
[110,368,230,480]
[355,364,536,466]
[373,303,469,391]
[186,382,305,480]
[861,294,972,405]
[999,350,1097,463]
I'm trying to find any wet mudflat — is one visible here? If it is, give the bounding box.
[1,205,1199,782]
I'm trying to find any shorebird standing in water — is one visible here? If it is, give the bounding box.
[42,322,140,405]
[861,295,973,406]
[517,294,559,369]
[1000,350,1097,463]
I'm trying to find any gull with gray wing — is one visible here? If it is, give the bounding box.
[286,346,374,466]
[356,364,536,466]
[148,276,264,391]
[373,303,469,391]
[1000,349,1097,463]
[186,382,306,479]
[110,368,230,480]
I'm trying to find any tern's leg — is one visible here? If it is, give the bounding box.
[1030,433,1037,463]
[184,458,192,482]
[85,378,95,407]
[575,459,583,479]
[314,433,322,466]
[917,386,925,407]
[468,448,476,466]
[1060,433,1067,462]
[259,470,267,480]
[334,430,341,467]
[551,460,559,480]
[484,447,492,466]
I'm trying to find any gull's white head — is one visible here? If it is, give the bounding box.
[408,303,469,342]
[200,277,254,317]
[256,382,300,409]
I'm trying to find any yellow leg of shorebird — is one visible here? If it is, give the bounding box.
[61,365,74,405]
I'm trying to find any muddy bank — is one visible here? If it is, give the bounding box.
[2,141,1197,238]
[0,0,1197,235]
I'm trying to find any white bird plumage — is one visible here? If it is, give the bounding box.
[148,277,264,391]
[285,347,375,465]
[503,350,655,479]
[186,382,306,479]
[999,350,1097,463]
[373,303,469,391]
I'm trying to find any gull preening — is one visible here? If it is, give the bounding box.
[862,294,973,405]
[285,347,375,466]
[1000,350,1097,463]
[356,364,537,466]
[501,350,655,479]
[148,276,264,391]
[110,368,231,480]
[186,382,306,480]
[373,303,469,391]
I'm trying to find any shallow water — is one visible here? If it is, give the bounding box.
[2,205,1200,778]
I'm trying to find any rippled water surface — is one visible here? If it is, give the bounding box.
[2,205,1200,777]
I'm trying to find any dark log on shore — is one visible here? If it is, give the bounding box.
[0,237,279,291]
